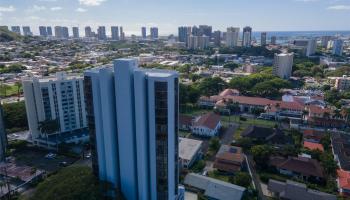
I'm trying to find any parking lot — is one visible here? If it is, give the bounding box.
[12,148,78,173]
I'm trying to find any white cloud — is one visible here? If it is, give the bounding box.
[50,7,62,11]
[79,0,107,6]
[327,5,350,10]
[76,7,87,12]
[27,5,47,12]
[0,5,16,12]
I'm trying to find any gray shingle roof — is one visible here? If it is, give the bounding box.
[184,173,246,200]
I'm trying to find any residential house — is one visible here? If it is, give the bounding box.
[303,141,324,152]
[241,126,293,146]
[305,105,346,128]
[337,169,350,196]
[268,179,336,200]
[191,112,221,137]
[179,138,203,168]
[331,132,350,171]
[184,173,246,200]
[213,145,245,173]
[269,156,325,181]
[179,115,193,131]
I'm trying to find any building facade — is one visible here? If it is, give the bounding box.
[242,26,252,47]
[84,58,180,200]
[261,32,267,46]
[72,27,79,38]
[226,27,239,47]
[22,72,87,148]
[150,27,159,39]
[111,26,119,40]
[142,27,147,39]
[97,26,107,40]
[273,53,294,79]
[332,39,344,56]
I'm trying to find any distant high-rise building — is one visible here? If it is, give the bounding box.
[271,36,277,45]
[178,26,191,44]
[120,26,125,40]
[150,27,158,39]
[22,26,32,36]
[273,53,294,79]
[97,26,107,40]
[85,26,92,37]
[22,72,87,149]
[261,32,267,46]
[226,27,240,47]
[84,58,179,200]
[54,26,68,39]
[54,26,63,38]
[306,39,316,57]
[0,103,7,162]
[212,30,221,46]
[188,35,209,49]
[321,36,332,48]
[191,26,199,36]
[242,26,252,47]
[141,27,147,39]
[62,27,69,39]
[39,26,48,37]
[11,26,21,35]
[198,25,212,37]
[72,27,79,38]
[111,26,119,40]
[332,39,344,56]
[47,26,53,36]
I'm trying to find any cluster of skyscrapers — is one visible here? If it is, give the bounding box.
[84,59,180,199]
[178,25,255,49]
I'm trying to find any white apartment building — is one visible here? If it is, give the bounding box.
[22,72,87,148]
[273,53,294,79]
[188,35,209,49]
[226,27,240,47]
[335,75,350,91]
[84,58,180,200]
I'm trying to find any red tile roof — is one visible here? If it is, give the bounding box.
[219,89,240,97]
[303,141,324,152]
[193,112,221,130]
[337,169,350,191]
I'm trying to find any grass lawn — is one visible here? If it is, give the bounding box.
[0,84,22,97]
[179,131,191,138]
[208,170,232,183]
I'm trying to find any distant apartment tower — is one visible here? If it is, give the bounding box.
[39,26,48,37]
[261,32,267,46]
[321,36,332,48]
[273,53,294,79]
[85,26,92,37]
[242,26,252,47]
[22,26,32,36]
[142,27,147,39]
[335,75,350,91]
[72,27,79,38]
[188,35,209,49]
[332,39,344,56]
[306,39,316,57]
[84,58,179,200]
[11,26,21,35]
[0,103,7,162]
[54,26,69,39]
[178,26,191,43]
[150,27,159,39]
[271,36,277,45]
[47,26,53,36]
[198,25,212,37]
[22,72,87,149]
[226,27,240,47]
[120,26,125,40]
[111,26,119,40]
[212,30,221,46]
[97,26,107,40]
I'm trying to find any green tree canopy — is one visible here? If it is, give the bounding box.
[29,166,102,200]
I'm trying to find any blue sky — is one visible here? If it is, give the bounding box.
[0,0,350,35]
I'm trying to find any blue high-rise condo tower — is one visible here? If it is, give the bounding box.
[84,58,180,200]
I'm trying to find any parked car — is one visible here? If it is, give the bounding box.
[45,153,57,159]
